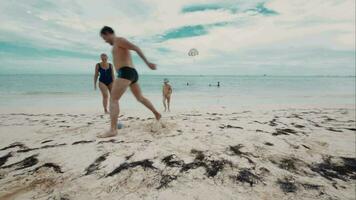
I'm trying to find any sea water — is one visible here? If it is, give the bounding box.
[0,74,354,112]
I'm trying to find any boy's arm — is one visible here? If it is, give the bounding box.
[116,37,157,70]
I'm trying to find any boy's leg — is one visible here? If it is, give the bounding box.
[163,96,167,112]
[98,78,131,138]
[167,96,171,112]
[130,82,161,120]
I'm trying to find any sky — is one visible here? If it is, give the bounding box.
[0,0,354,75]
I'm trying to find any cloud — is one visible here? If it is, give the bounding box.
[181,4,227,13]
[0,0,354,75]
[246,3,278,16]
[159,25,208,40]
[181,2,278,16]
[0,42,94,59]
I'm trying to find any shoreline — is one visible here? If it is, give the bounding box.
[0,103,354,114]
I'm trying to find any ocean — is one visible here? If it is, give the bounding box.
[0,74,355,112]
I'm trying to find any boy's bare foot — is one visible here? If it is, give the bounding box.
[97,130,118,138]
[154,112,162,121]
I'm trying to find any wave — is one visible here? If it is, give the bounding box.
[23,91,73,95]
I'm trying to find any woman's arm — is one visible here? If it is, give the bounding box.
[94,64,99,90]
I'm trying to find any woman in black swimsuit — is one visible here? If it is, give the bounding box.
[94,53,114,113]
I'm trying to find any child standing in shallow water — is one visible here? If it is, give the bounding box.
[162,79,172,112]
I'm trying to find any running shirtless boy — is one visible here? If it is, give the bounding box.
[162,79,172,112]
[98,26,161,138]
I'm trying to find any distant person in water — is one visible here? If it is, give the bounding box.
[187,82,189,86]
[162,78,172,112]
[217,82,220,87]
[94,53,114,113]
[98,26,161,138]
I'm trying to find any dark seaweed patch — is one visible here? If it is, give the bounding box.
[293,124,305,129]
[233,168,261,186]
[180,151,231,177]
[0,152,12,167]
[17,143,66,153]
[326,127,343,132]
[289,114,303,120]
[307,120,322,128]
[0,142,28,151]
[157,174,177,189]
[41,143,67,149]
[162,154,184,168]
[98,139,124,144]
[269,118,278,126]
[180,161,207,173]
[323,116,336,122]
[256,129,265,133]
[191,149,205,161]
[125,153,134,160]
[301,183,322,190]
[229,144,245,156]
[277,177,297,193]
[72,140,95,145]
[106,159,157,177]
[40,140,53,144]
[264,142,274,146]
[1,154,39,170]
[17,148,40,153]
[33,163,63,173]
[311,156,356,181]
[253,121,266,124]
[85,153,109,176]
[272,128,298,136]
[345,128,356,131]
[229,145,255,164]
[270,157,308,175]
[219,124,243,129]
[205,160,229,177]
[278,158,297,171]
[59,196,70,200]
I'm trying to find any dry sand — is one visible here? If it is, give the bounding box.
[0,107,355,200]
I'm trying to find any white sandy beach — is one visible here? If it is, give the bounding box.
[0,0,355,199]
[0,106,355,200]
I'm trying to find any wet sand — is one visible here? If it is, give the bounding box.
[0,107,355,200]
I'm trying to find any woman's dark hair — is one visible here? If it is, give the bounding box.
[100,26,114,35]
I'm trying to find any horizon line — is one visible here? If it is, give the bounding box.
[0,73,355,77]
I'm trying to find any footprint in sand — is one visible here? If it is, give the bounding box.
[151,121,166,132]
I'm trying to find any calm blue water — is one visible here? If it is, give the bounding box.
[0,74,355,111]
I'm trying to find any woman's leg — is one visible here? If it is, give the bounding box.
[98,82,109,113]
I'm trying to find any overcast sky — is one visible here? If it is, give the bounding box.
[0,0,354,75]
